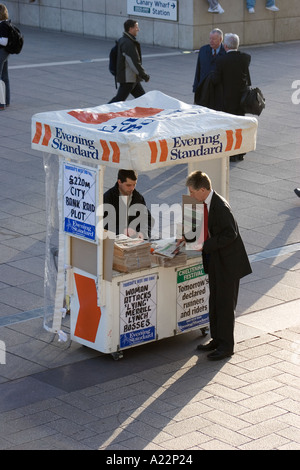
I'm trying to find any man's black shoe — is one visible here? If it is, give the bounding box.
[197,341,217,352]
[294,188,300,198]
[207,350,233,361]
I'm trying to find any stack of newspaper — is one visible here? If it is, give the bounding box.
[151,239,187,267]
[113,237,151,273]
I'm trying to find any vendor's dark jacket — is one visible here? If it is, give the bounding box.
[116,32,149,84]
[103,182,152,238]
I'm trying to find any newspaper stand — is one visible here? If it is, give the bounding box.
[31,91,257,359]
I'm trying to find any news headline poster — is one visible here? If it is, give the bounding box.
[63,163,97,241]
[176,263,209,332]
[120,274,157,349]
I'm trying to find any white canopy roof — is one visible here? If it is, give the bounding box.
[31,90,258,171]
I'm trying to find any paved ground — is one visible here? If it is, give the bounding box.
[0,26,299,451]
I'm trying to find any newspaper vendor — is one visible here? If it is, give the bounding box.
[103,169,153,239]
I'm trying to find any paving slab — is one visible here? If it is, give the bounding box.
[0,26,299,450]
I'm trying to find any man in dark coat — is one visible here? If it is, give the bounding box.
[212,32,251,116]
[185,171,252,360]
[192,28,226,110]
[103,169,152,239]
[212,33,251,161]
[109,19,150,103]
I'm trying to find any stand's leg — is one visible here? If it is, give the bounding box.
[111,351,124,361]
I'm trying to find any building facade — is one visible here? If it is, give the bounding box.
[4,0,300,49]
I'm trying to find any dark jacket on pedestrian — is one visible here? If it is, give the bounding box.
[193,43,226,110]
[116,32,149,84]
[0,20,10,45]
[212,51,251,115]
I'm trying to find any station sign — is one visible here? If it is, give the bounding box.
[127,0,178,21]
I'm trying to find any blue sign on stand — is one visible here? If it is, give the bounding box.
[64,218,96,241]
[120,274,157,349]
[63,163,97,242]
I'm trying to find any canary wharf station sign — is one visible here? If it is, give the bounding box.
[127,0,178,21]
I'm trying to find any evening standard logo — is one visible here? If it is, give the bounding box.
[52,128,99,159]
[32,123,99,159]
[148,129,243,163]
[32,123,121,163]
[170,134,222,160]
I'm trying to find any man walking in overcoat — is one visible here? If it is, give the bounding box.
[109,19,150,103]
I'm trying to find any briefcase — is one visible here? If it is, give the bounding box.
[240,86,265,116]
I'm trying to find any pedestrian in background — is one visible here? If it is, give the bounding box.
[193,28,225,109]
[109,19,150,103]
[211,33,251,161]
[0,3,10,110]
[212,33,251,116]
[246,0,279,13]
[207,1,224,14]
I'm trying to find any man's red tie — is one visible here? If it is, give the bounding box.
[203,202,208,241]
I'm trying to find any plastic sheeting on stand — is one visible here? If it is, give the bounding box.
[43,153,66,334]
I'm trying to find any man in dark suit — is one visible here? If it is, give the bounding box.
[192,28,226,110]
[212,33,251,161]
[185,171,252,360]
